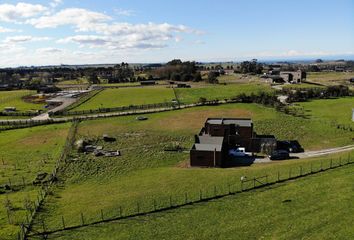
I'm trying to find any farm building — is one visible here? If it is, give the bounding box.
[190,118,276,167]
[280,70,306,83]
[263,70,306,84]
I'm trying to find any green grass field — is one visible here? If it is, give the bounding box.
[175,83,273,104]
[70,87,176,111]
[0,90,45,112]
[27,98,354,236]
[282,83,325,89]
[297,97,354,125]
[0,123,70,240]
[40,163,354,240]
[1,95,352,239]
[307,72,354,86]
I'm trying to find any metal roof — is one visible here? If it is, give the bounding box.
[206,118,253,127]
[194,143,222,152]
[198,135,224,145]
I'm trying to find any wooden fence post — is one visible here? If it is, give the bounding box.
[277,171,280,182]
[61,215,65,229]
[42,219,46,233]
[80,212,84,226]
[320,160,323,171]
[100,209,104,221]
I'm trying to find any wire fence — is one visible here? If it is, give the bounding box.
[12,121,79,240]
[27,155,353,239]
[50,101,179,116]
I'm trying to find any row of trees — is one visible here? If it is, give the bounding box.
[284,85,352,102]
[153,59,202,82]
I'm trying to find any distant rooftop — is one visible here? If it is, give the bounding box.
[206,118,253,127]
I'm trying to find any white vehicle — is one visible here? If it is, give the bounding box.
[229,147,248,157]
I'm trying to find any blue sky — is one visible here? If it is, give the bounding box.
[0,0,353,67]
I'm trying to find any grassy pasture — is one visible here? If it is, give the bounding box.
[70,87,176,111]
[0,90,44,112]
[282,83,325,89]
[29,99,354,234]
[296,97,354,125]
[217,73,262,84]
[40,163,354,240]
[175,83,273,104]
[307,71,354,86]
[0,123,70,240]
[0,123,70,185]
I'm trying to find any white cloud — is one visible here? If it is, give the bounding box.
[58,34,167,50]
[50,0,63,8]
[36,47,63,54]
[0,26,20,33]
[3,35,51,44]
[114,8,135,17]
[58,35,109,46]
[0,2,48,22]
[27,8,111,29]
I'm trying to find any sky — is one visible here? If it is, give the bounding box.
[0,0,353,67]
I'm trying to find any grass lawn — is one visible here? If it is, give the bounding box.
[28,99,353,234]
[40,163,354,240]
[0,123,71,186]
[282,83,326,89]
[296,97,354,125]
[0,123,71,240]
[175,83,273,104]
[0,90,45,112]
[70,87,175,111]
[307,72,354,86]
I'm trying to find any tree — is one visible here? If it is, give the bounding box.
[207,71,219,84]
[88,73,100,84]
[193,72,202,82]
[240,59,263,74]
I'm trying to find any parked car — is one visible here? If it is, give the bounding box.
[269,150,290,160]
[229,147,248,157]
[277,140,304,153]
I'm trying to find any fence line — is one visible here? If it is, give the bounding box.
[27,155,353,238]
[12,121,79,240]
